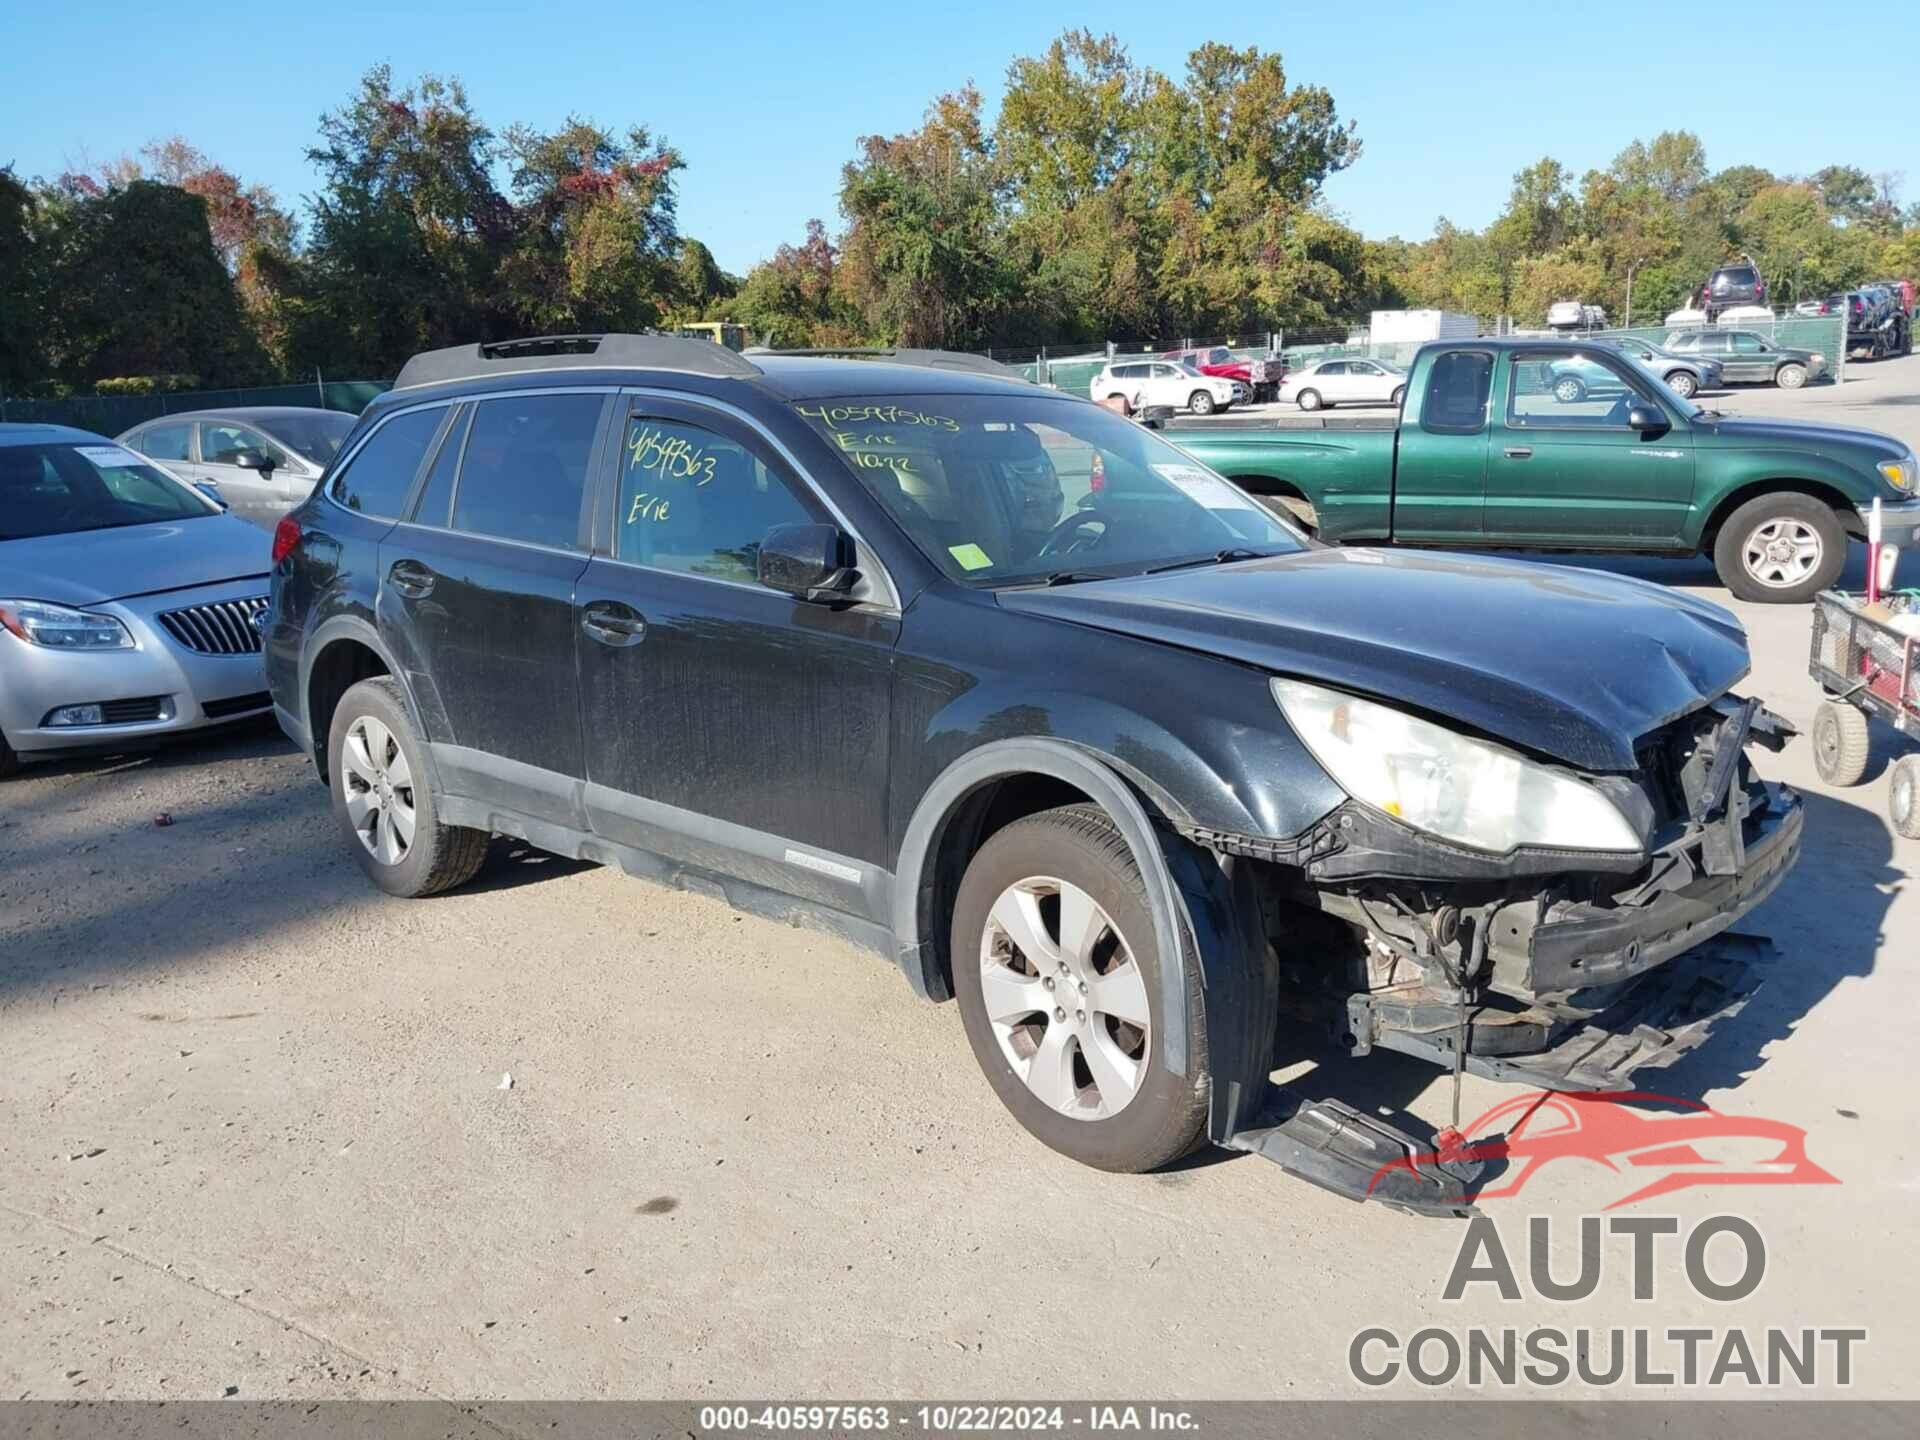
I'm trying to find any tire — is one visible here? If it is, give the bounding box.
[327,676,488,898]
[1890,756,1920,839]
[951,804,1209,1173]
[1553,375,1587,403]
[1390,385,1406,406]
[1667,370,1698,399]
[1812,700,1872,787]
[1296,388,1322,411]
[1188,390,1215,416]
[1776,362,1807,389]
[1711,492,1847,603]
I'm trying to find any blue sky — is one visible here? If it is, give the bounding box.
[2,0,1913,275]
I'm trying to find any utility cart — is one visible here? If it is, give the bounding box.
[1809,588,1920,837]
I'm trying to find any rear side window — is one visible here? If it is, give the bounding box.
[330,407,444,517]
[450,393,604,550]
[134,422,192,461]
[1419,350,1493,434]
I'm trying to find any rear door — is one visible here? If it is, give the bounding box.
[1310,361,1349,402]
[1490,349,1692,544]
[572,395,897,917]
[376,388,612,827]
[1389,347,1493,540]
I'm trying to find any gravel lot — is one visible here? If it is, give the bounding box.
[3,355,1918,1403]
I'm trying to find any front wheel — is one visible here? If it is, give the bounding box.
[1711,492,1846,603]
[1667,370,1698,399]
[1296,388,1322,411]
[1776,362,1808,389]
[1188,390,1215,416]
[1890,756,1920,839]
[1812,700,1872,787]
[952,804,1208,1173]
[327,677,488,897]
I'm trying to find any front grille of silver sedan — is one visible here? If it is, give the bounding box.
[157,596,269,656]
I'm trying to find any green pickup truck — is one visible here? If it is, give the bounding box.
[1169,337,1919,602]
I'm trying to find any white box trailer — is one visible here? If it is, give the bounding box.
[1368,309,1479,344]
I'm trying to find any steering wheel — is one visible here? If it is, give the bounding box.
[1037,508,1114,559]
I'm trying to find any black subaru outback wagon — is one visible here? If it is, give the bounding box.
[267,334,1802,1214]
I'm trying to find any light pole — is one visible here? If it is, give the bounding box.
[1625,258,1645,331]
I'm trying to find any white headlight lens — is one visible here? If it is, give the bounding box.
[1272,679,1641,854]
[1878,459,1914,493]
[0,599,135,650]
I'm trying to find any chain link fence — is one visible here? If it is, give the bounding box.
[0,378,391,433]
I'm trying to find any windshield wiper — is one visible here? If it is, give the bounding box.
[1040,569,1111,586]
[1144,547,1271,575]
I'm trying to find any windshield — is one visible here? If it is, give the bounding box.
[1175,359,1205,377]
[0,442,216,540]
[257,411,355,466]
[792,394,1304,586]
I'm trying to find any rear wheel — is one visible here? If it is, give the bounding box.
[952,804,1208,1173]
[1776,362,1808,389]
[1812,700,1872,787]
[1890,756,1920,839]
[1188,390,1215,416]
[1296,388,1322,411]
[327,677,488,897]
[1667,370,1698,399]
[1712,492,1846,603]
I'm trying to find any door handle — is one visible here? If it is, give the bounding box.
[1503,446,1533,459]
[581,601,646,647]
[388,560,435,598]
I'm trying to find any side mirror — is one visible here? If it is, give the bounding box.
[757,522,858,605]
[1626,406,1667,432]
[192,481,229,511]
[231,449,276,472]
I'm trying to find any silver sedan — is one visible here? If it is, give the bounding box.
[118,407,354,530]
[0,424,274,777]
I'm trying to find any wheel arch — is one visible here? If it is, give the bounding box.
[891,738,1201,1076]
[1699,477,1860,552]
[300,617,421,785]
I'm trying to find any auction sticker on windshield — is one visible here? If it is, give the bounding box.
[75,445,145,467]
[1152,462,1263,513]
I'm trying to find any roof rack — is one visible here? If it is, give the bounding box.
[392,333,764,390]
[743,346,1027,380]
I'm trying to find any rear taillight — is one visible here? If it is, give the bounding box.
[271,515,302,564]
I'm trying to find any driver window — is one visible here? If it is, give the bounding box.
[1508,352,1651,428]
[1732,333,1765,353]
[618,414,815,583]
[201,422,276,466]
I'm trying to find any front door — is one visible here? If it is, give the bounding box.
[1389,348,1493,540]
[574,397,897,920]
[196,420,302,527]
[377,389,611,826]
[1726,332,1773,382]
[1490,350,1693,544]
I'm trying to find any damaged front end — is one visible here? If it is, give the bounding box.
[1261,694,1801,1090]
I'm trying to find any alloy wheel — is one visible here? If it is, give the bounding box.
[1741,518,1824,590]
[340,715,417,865]
[978,876,1150,1120]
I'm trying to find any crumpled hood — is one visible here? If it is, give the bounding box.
[1705,414,1908,465]
[999,548,1751,772]
[0,515,270,606]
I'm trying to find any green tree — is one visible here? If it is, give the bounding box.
[0,168,44,390]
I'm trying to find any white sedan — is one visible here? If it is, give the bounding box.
[1278,358,1407,411]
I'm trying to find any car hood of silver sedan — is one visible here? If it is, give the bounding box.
[1,515,271,606]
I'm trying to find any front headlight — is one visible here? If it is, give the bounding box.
[1272,679,1641,854]
[0,599,136,650]
[1877,458,1915,493]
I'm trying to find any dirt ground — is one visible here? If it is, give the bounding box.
[3,355,1918,1403]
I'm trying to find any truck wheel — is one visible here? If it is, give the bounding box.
[1812,700,1872,787]
[1776,362,1808,389]
[1667,371,1698,399]
[951,804,1209,1173]
[1712,493,1846,603]
[1188,390,1215,415]
[1553,375,1587,403]
[1296,388,1322,411]
[327,677,489,898]
[1890,756,1920,838]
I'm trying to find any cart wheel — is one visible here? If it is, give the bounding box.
[1812,700,1871,787]
[1891,756,1920,839]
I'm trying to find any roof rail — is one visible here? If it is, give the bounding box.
[743,346,1027,381]
[392,333,763,390]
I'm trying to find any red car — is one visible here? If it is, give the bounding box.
[1161,346,1286,402]
[1370,1091,1838,1210]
